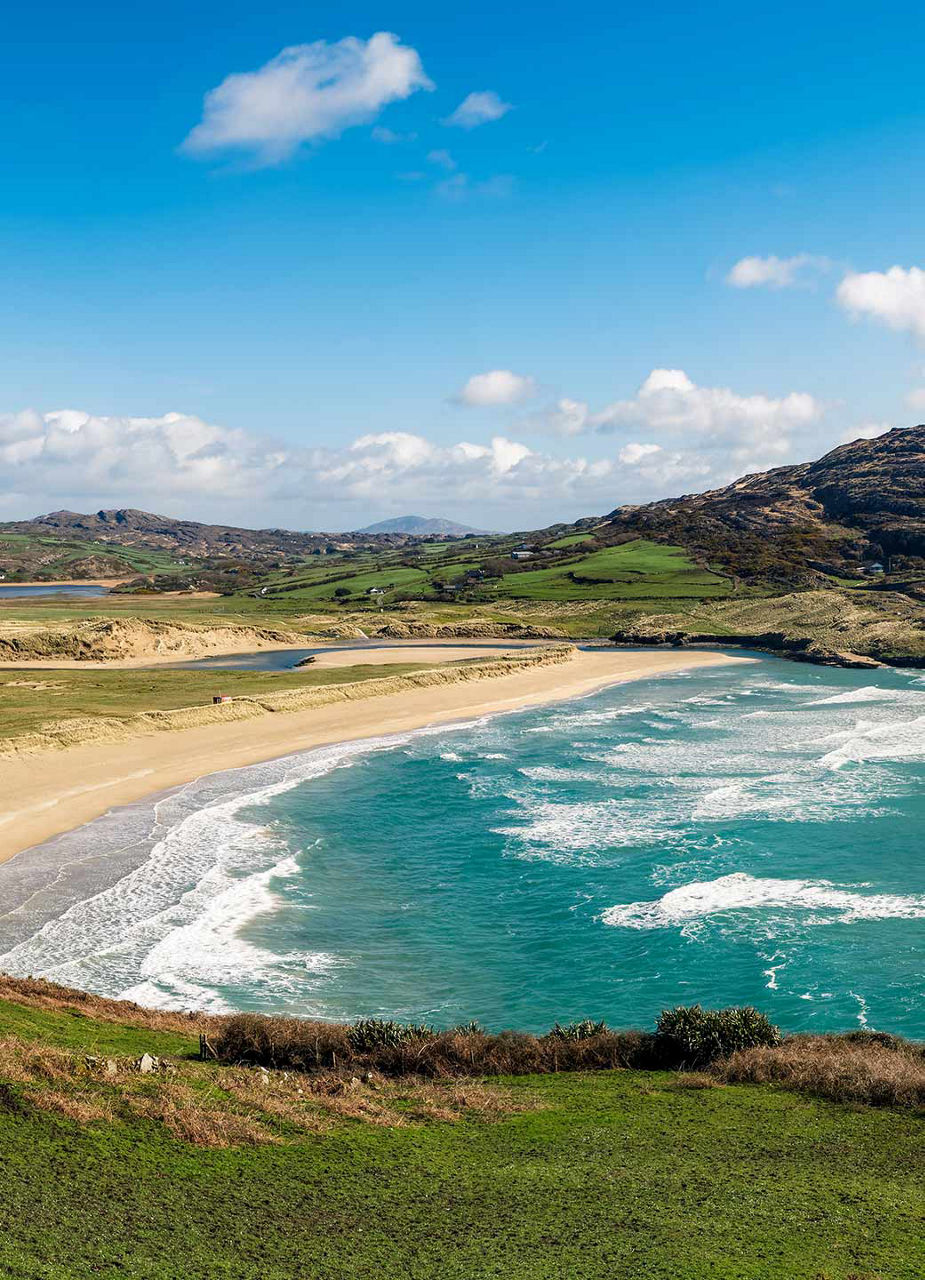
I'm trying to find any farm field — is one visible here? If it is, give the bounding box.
[492,540,732,600]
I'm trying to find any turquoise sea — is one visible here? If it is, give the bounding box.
[1,652,923,1035]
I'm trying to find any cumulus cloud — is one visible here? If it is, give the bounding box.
[836,266,925,341]
[619,442,662,465]
[456,370,536,406]
[444,90,512,129]
[539,368,821,476]
[182,32,433,165]
[726,254,830,289]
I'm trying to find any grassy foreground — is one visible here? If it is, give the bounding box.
[0,986,921,1279]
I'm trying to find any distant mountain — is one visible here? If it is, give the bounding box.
[1,509,400,559]
[357,515,488,536]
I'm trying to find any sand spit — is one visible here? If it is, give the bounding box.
[0,646,749,863]
[0,645,576,757]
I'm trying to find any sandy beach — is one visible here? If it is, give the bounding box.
[0,646,751,866]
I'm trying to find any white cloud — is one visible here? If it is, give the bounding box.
[182,32,433,165]
[837,423,890,444]
[726,254,830,289]
[427,148,456,171]
[905,388,925,412]
[539,368,822,478]
[456,370,536,406]
[619,442,662,465]
[836,266,925,341]
[444,90,512,129]
[0,407,671,526]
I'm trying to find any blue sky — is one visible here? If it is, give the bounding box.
[2,0,925,530]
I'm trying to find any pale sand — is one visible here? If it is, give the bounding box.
[0,638,537,671]
[0,647,751,865]
[308,644,524,668]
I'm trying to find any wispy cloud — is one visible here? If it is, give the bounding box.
[444,90,512,129]
[427,148,457,171]
[726,254,830,289]
[182,33,433,166]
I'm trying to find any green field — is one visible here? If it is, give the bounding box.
[493,540,731,600]
[547,531,595,549]
[0,989,921,1280]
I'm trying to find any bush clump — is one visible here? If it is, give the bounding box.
[549,1020,609,1041]
[654,1005,781,1068]
[213,1014,656,1078]
[347,1019,434,1052]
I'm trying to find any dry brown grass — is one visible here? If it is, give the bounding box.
[717,1034,925,1109]
[0,1032,532,1147]
[0,973,225,1036]
[214,1014,658,1078]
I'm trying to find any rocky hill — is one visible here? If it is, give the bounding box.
[600,425,925,584]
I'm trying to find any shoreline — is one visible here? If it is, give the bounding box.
[0,646,751,867]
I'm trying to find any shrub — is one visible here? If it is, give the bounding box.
[347,1019,434,1052]
[548,1019,609,1041]
[655,1005,781,1067]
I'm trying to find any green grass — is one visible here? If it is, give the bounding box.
[0,1054,920,1278]
[547,532,595,549]
[493,540,731,601]
[0,533,183,577]
[0,663,432,740]
[0,994,922,1278]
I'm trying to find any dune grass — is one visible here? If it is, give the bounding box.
[0,662,431,740]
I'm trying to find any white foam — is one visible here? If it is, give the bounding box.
[819,715,925,769]
[601,872,925,930]
[0,736,399,1005]
[808,686,925,707]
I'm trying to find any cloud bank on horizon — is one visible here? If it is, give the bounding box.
[0,363,872,530]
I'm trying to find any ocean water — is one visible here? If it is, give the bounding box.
[1,653,923,1035]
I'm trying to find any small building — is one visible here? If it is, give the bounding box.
[213,695,233,705]
[368,586,386,596]
[511,550,534,561]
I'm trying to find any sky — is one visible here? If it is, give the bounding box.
[2,0,925,532]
